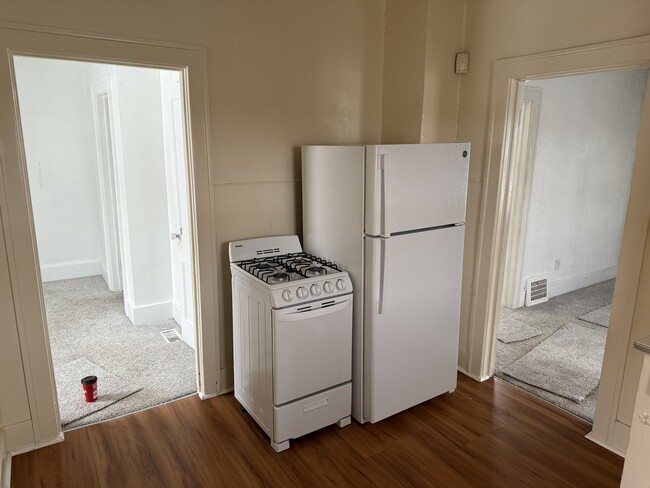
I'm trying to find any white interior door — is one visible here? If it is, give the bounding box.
[363,226,465,423]
[160,70,195,348]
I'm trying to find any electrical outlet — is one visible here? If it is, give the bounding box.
[554,258,561,270]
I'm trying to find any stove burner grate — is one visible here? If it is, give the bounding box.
[237,252,341,283]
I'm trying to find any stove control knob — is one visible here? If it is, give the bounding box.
[323,281,334,294]
[281,290,293,302]
[296,286,309,300]
[310,284,322,296]
[336,279,346,291]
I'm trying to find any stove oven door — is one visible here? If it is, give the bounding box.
[273,295,352,406]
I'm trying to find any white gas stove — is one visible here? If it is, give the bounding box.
[229,235,353,452]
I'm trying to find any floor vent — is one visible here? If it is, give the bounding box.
[160,329,181,343]
[525,275,549,306]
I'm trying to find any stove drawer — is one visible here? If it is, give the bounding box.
[273,382,351,444]
[273,296,352,405]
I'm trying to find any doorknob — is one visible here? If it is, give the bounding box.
[171,232,181,241]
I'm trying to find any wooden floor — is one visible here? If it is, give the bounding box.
[11,375,623,487]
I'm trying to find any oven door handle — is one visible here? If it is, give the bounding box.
[277,299,351,322]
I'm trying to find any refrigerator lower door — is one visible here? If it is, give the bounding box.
[364,226,464,423]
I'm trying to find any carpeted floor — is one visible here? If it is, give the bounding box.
[44,276,196,430]
[495,279,614,423]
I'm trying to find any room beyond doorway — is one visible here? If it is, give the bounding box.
[495,68,648,423]
[12,55,198,429]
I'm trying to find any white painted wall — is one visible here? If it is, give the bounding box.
[16,58,174,324]
[113,66,173,324]
[517,69,648,303]
[13,56,105,282]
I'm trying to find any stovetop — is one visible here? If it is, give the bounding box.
[229,235,353,308]
[237,253,342,285]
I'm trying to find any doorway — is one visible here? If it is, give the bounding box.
[13,55,197,429]
[494,69,648,423]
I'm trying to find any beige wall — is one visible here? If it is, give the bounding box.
[381,0,465,144]
[456,0,650,373]
[456,0,650,452]
[7,0,649,457]
[0,0,466,440]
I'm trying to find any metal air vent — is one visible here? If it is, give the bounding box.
[525,275,548,306]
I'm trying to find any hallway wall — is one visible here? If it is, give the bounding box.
[517,69,647,303]
[13,56,104,282]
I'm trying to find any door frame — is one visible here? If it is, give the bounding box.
[0,23,219,449]
[466,35,650,452]
[90,75,125,293]
[501,86,542,309]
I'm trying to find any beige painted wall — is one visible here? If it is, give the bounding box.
[458,0,650,449]
[381,0,465,144]
[0,0,388,447]
[0,0,469,442]
[456,0,650,374]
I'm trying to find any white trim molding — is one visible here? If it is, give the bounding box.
[546,264,618,299]
[128,299,173,326]
[0,428,7,488]
[40,259,103,283]
[0,23,220,454]
[466,34,650,454]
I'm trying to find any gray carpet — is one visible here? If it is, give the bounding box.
[578,304,611,327]
[495,279,614,422]
[45,276,196,430]
[503,321,607,402]
[497,308,542,343]
[54,357,142,426]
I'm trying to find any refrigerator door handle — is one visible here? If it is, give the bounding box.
[378,238,389,314]
[381,154,391,238]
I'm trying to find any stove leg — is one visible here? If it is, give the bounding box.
[271,440,290,453]
[336,416,351,428]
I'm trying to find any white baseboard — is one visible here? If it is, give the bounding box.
[4,421,34,452]
[219,367,234,394]
[125,296,135,323]
[132,300,173,325]
[457,366,490,382]
[0,428,7,488]
[457,348,468,372]
[547,264,618,299]
[585,431,626,458]
[41,259,103,282]
[1,455,10,488]
[8,432,64,457]
[125,298,172,325]
[612,420,631,454]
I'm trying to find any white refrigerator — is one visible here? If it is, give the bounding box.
[302,143,470,424]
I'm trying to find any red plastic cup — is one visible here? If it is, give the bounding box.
[81,375,98,402]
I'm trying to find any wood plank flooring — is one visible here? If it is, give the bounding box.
[11,374,623,487]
